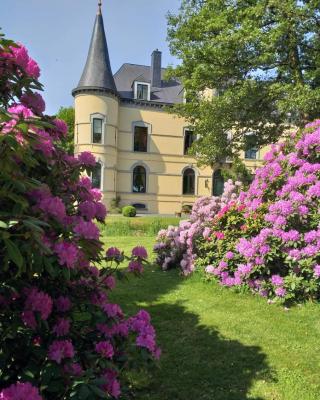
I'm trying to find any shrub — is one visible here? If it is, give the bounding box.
[197,123,320,303]
[0,33,160,399]
[155,121,320,303]
[154,180,242,274]
[122,205,137,218]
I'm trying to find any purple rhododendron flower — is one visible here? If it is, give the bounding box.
[275,287,287,297]
[271,275,284,286]
[102,369,121,399]
[77,151,96,167]
[54,241,79,269]
[128,260,143,273]
[55,296,71,312]
[95,341,114,358]
[0,382,42,400]
[21,92,45,115]
[48,340,74,364]
[132,246,148,259]
[52,318,71,337]
[106,247,121,258]
[74,220,100,240]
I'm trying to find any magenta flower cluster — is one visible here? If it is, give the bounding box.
[155,122,320,302]
[154,180,242,275]
[0,36,160,400]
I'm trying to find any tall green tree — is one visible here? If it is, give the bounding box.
[56,106,75,154]
[167,0,320,165]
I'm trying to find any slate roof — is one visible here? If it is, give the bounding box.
[72,8,117,97]
[114,64,184,105]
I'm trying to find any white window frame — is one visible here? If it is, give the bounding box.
[90,113,106,145]
[134,81,151,101]
[91,159,104,191]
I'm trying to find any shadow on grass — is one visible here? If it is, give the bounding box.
[137,301,273,400]
[112,268,274,400]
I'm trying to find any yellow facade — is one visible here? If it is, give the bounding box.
[74,93,267,214]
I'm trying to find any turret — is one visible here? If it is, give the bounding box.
[72,0,119,207]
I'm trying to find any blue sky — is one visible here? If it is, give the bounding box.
[1,0,181,115]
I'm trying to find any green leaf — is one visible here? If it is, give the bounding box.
[0,221,8,229]
[89,385,107,398]
[4,239,23,270]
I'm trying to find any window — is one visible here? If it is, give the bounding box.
[92,118,103,144]
[132,166,146,193]
[136,83,149,101]
[183,168,195,195]
[132,203,147,210]
[91,162,102,189]
[134,126,148,152]
[245,148,258,160]
[212,169,224,196]
[244,133,258,160]
[184,130,196,155]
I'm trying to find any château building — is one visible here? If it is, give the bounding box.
[72,3,266,214]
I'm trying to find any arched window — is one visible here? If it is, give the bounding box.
[134,126,148,152]
[183,168,195,195]
[212,169,224,196]
[91,162,102,190]
[132,166,146,193]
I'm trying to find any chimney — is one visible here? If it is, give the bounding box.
[151,49,162,88]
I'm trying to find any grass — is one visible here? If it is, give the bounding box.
[99,215,181,237]
[103,220,320,400]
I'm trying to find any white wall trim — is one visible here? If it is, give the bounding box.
[133,81,151,101]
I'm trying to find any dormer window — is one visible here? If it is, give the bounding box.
[134,82,150,101]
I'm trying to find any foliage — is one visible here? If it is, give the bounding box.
[154,180,242,274]
[155,121,320,303]
[122,206,137,218]
[0,33,160,399]
[167,0,320,165]
[109,196,122,214]
[55,106,75,155]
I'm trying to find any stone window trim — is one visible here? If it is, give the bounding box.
[131,162,150,194]
[182,165,198,196]
[131,121,152,153]
[91,159,104,191]
[90,113,107,145]
[133,81,151,101]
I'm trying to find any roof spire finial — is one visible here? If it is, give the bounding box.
[98,0,102,14]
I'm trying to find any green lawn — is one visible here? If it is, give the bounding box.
[104,231,320,400]
[99,215,181,237]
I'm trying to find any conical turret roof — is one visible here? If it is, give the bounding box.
[72,4,117,97]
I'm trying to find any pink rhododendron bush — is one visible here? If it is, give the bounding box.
[0,34,160,399]
[154,180,243,275]
[155,123,320,303]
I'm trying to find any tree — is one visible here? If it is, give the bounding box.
[167,0,320,165]
[56,106,75,154]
